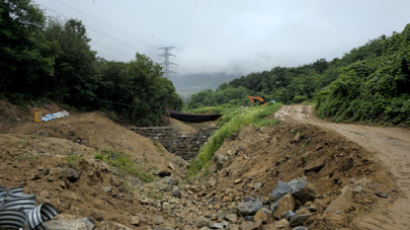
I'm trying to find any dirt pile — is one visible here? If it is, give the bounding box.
[11,112,186,177]
[168,118,197,134]
[0,136,179,228]
[191,124,396,229]
[0,102,188,228]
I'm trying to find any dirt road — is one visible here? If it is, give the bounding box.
[275,104,410,229]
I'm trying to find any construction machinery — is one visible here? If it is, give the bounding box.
[248,96,267,106]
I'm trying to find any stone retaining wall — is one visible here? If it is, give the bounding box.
[130,126,217,160]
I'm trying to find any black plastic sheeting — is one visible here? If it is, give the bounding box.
[166,108,222,122]
[0,186,58,230]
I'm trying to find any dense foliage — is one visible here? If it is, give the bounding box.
[316,25,410,125]
[0,0,181,125]
[188,24,409,126]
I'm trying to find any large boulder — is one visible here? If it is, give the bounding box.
[288,178,317,203]
[270,181,292,201]
[238,199,263,216]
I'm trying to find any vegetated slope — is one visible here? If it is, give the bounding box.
[315,24,410,126]
[188,23,409,126]
[198,124,395,229]
[187,104,282,177]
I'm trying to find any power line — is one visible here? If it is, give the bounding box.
[55,0,156,49]
[39,2,230,74]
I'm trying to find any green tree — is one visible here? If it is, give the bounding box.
[0,0,56,100]
[45,19,98,108]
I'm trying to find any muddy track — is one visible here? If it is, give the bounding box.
[275,104,410,230]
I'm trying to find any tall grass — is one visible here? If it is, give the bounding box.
[186,103,282,177]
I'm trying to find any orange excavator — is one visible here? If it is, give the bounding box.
[248,96,266,106]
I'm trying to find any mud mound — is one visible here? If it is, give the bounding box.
[199,124,395,229]
[12,112,185,176]
[168,118,197,134]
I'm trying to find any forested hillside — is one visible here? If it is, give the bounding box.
[316,24,409,125]
[0,0,182,125]
[188,24,409,126]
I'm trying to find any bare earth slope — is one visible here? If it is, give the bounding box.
[275,104,410,229]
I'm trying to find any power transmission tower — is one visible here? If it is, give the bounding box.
[159,46,176,78]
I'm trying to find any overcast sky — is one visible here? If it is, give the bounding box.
[34,0,410,75]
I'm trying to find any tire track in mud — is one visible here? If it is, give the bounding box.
[275,104,410,230]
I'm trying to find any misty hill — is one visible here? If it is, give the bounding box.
[170,73,239,97]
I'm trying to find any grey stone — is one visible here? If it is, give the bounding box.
[244,216,254,221]
[163,176,179,185]
[281,210,295,220]
[271,181,292,201]
[288,178,307,194]
[216,210,225,220]
[374,191,388,198]
[253,182,263,190]
[238,199,263,216]
[209,222,228,229]
[288,178,317,203]
[290,214,312,227]
[103,187,112,193]
[214,154,228,166]
[44,218,95,230]
[292,227,308,230]
[171,187,182,198]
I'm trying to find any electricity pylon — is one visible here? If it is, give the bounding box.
[159,46,176,78]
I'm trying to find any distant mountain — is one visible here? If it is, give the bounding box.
[170,72,240,97]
